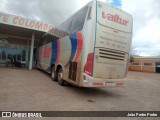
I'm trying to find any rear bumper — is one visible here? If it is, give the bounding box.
[82,73,126,87]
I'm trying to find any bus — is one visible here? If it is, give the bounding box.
[37,0,133,87]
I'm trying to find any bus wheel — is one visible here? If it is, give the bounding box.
[57,68,65,86]
[51,66,57,81]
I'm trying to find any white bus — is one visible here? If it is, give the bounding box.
[37,0,133,87]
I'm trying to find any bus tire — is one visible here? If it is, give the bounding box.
[51,66,57,81]
[57,68,65,86]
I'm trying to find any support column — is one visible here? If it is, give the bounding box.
[154,60,156,73]
[25,39,29,68]
[29,32,35,70]
[141,59,142,71]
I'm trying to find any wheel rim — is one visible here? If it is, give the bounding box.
[58,72,63,81]
[51,71,55,78]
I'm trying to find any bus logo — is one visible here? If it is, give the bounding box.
[102,11,129,26]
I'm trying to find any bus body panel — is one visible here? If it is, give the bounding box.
[81,1,96,78]
[38,43,52,72]
[37,0,133,87]
[97,1,133,33]
[92,2,133,80]
[38,32,83,67]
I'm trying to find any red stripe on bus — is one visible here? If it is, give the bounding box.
[84,82,89,85]
[55,40,60,65]
[116,82,124,86]
[74,32,83,62]
[93,82,103,86]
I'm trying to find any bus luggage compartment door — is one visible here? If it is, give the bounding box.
[68,62,78,81]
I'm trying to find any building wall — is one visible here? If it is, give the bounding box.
[129,65,141,71]
[129,59,142,71]
[142,60,155,72]
[0,36,38,67]
[142,66,154,72]
[129,58,156,73]
[8,37,28,45]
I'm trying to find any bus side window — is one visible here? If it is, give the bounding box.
[46,34,59,44]
[39,36,46,47]
[70,6,88,34]
[45,35,50,44]
[87,6,92,20]
[57,20,72,35]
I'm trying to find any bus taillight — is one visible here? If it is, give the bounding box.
[84,53,93,76]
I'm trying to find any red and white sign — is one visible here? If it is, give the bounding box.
[102,11,129,26]
[0,12,53,32]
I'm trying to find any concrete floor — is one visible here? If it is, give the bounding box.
[0,67,160,120]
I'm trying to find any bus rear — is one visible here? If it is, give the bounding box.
[83,1,133,87]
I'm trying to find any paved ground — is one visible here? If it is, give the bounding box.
[0,67,160,120]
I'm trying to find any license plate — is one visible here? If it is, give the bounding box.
[106,83,116,87]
